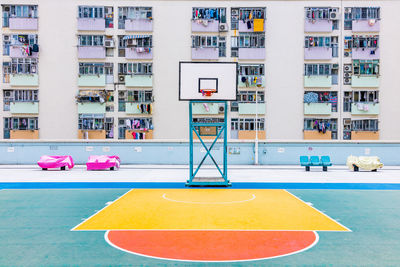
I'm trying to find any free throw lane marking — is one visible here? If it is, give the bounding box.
[73,189,349,231]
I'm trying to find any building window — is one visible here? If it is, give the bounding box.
[118,63,152,75]
[78,35,104,46]
[78,63,104,75]
[78,114,105,130]
[304,118,338,139]
[353,60,379,76]
[304,91,337,112]
[231,7,266,30]
[231,118,265,131]
[118,7,152,29]
[304,64,332,76]
[192,7,226,23]
[11,58,37,74]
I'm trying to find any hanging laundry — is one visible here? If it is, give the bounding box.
[304,92,319,103]
[246,20,252,29]
[253,19,264,32]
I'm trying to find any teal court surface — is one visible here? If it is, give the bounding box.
[1,176,400,266]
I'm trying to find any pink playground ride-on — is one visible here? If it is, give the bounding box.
[37,155,75,170]
[86,155,121,171]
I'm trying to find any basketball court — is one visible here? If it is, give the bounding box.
[1,176,400,265]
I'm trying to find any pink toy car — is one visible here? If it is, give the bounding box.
[38,155,74,170]
[86,155,120,171]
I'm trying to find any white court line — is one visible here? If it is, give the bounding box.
[70,189,133,231]
[104,230,319,263]
[284,190,352,232]
[162,193,256,204]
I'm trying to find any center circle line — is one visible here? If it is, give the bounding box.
[162,193,256,204]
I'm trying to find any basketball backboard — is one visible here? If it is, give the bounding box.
[179,62,238,101]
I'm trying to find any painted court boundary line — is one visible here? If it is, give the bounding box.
[1,182,400,190]
[284,190,352,232]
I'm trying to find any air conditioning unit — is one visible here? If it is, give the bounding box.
[4,91,12,97]
[3,35,10,41]
[344,77,351,85]
[329,10,338,20]
[218,105,225,113]
[4,6,10,12]
[105,40,114,48]
[345,8,351,13]
[231,9,239,16]
[344,64,351,72]
[344,51,350,57]
[219,23,228,32]
[344,72,351,78]
[118,74,125,83]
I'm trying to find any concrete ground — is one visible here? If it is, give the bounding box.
[0,164,399,183]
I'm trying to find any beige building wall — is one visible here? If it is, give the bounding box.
[1,0,400,140]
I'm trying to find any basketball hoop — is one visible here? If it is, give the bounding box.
[200,89,216,97]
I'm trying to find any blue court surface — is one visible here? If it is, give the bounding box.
[1,182,400,266]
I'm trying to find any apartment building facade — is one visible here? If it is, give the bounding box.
[1,0,400,140]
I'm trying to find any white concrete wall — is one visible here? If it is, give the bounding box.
[1,0,400,140]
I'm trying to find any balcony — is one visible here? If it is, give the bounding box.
[78,46,105,59]
[125,129,153,139]
[125,19,153,32]
[78,130,106,139]
[304,76,332,88]
[238,130,266,140]
[192,103,219,115]
[352,48,380,60]
[352,20,380,32]
[77,18,105,31]
[192,20,219,32]
[77,103,106,114]
[304,130,332,140]
[10,102,39,114]
[238,75,265,87]
[78,75,106,87]
[238,20,265,32]
[9,18,38,30]
[10,130,39,139]
[304,47,332,60]
[238,48,265,60]
[125,103,153,114]
[125,47,153,59]
[191,47,219,60]
[304,20,333,33]
[351,131,379,140]
[125,75,152,87]
[10,46,39,58]
[238,103,266,115]
[351,103,379,115]
[351,76,379,88]
[304,103,332,115]
[10,74,39,86]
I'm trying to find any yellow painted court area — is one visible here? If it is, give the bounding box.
[73,189,349,231]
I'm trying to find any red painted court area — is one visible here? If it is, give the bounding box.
[106,230,318,261]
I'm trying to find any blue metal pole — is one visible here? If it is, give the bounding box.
[189,101,193,183]
[224,101,228,181]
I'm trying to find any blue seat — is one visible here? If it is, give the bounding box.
[310,156,321,166]
[300,156,310,167]
[321,156,332,167]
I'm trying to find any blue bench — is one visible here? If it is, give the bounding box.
[300,156,332,171]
